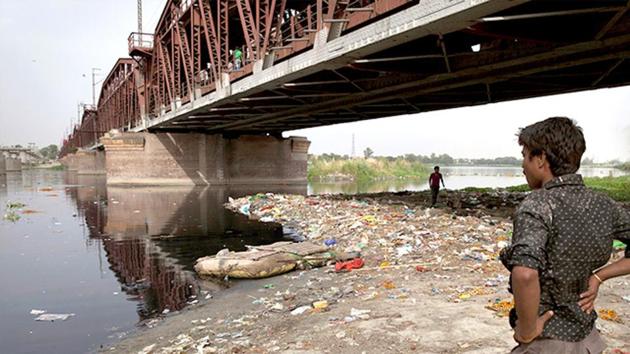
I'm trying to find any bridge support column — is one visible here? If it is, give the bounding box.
[0,155,5,175]
[60,154,79,171]
[76,149,106,175]
[100,132,310,186]
[5,157,22,172]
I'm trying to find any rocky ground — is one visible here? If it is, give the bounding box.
[108,190,630,354]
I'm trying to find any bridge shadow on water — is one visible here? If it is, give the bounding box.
[65,173,306,321]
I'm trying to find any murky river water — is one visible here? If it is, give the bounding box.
[0,166,626,353]
[0,171,303,354]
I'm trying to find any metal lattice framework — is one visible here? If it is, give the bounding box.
[60,0,630,157]
[59,107,101,156]
[139,0,397,116]
[62,0,403,156]
[97,59,141,133]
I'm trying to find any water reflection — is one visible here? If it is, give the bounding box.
[0,170,306,354]
[67,175,305,320]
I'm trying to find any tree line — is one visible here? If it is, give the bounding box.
[311,152,523,166]
[311,151,628,167]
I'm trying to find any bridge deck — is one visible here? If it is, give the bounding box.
[61,0,630,155]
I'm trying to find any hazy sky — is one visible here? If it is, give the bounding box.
[288,87,630,162]
[1,1,628,162]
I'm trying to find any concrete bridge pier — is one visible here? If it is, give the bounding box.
[76,149,106,175]
[0,155,5,175]
[60,154,79,171]
[5,156,22,172]
[100,132,310,186]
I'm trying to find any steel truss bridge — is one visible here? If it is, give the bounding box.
[60,0,630,157]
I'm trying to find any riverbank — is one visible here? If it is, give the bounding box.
[616,163,630,171]
[34,162,64,170]
[109,189,630,354]
[504,175,630,202]
[308,157,429,182]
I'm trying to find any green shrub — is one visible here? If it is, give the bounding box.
[506,176,630,202]
[308,157,429,182]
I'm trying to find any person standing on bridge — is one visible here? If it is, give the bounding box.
[499,117,630,353]
[234,47,243,71]
[428,166,445,207]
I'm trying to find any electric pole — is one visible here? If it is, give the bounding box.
[351,133,356,158]
[91,68,101,106]
[138,0,143,33]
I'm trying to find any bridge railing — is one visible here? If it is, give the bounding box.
[128,32,154,54]
[179,0,193,14]
[82,104,96,112]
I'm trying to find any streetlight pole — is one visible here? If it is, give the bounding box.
[138,0,143,34]
[77,103,81,121]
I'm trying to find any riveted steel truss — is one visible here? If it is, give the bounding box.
[60,0,630,159]
[97,59,141,133]
[61,0,397,157]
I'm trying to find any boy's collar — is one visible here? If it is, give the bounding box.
[543,174,584,189]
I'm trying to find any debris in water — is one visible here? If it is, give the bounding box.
[35,313,75,322]
[3,201,26,222]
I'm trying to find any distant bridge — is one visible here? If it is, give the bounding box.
[0,147,44,163]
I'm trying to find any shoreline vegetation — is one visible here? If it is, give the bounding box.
[307,155,630,202]
[470,176,630,202]
[616,162,630,171]
[308,155,430,182]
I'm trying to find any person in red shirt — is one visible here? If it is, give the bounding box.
[428,166,445,207]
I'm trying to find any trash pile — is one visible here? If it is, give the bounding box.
[114,191,630,353]
[225,193,514,278]
[326,189,528,218]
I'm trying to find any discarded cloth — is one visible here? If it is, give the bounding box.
[335,258,364,272]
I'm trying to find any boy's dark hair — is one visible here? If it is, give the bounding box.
[518,117,586,176]
[434,166,440,171]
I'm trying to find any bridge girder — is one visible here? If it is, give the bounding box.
[61,0,630,157]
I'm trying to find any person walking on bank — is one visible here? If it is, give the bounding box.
[428,166,445,207]
[500,117,630,353]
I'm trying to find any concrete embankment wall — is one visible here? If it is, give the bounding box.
[100,132,310,186]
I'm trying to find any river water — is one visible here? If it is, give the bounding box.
[0,166,626,353]
[309,166,628,194]
[0,171,303,354]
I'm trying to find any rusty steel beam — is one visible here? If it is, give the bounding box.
[57,0,439,157]
[198,0,221,79]
[236,0,258,61]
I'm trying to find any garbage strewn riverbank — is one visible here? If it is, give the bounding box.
[109,190,630,354]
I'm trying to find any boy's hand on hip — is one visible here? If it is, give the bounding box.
[578,275,601,314]
[513,311,554,344]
